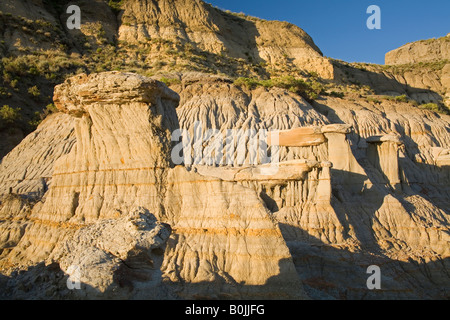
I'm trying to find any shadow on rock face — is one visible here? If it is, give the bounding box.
[278,223,450,300]
[0,242,172,300]
[0,251,306,300]
[2,240,449,300]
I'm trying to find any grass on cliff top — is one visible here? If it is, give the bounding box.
[107,0,126,14]
[365,95,450,115]
[381,59,449,73]
[233,76,325,101]
[0,103,58,132]
[407,35,450,46]
[418,102,450,115]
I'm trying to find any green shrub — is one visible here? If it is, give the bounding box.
[9,79,19,89]
[418,103,450,115]
[0,87,11,98]
[28,103,58,128]
[381,95,394,101]
[394,94,409,103]
[234,76,323,101]
[27,85,41,99]
[108,0,125,14]
[366,96,381,104]
[28,66,40,75]
[160,77,181,87]
[2,56,28,75]
[382,94,410,103]
[28,111,43,128]
[44,103,58,114]
[419,103,440,112]
[329,91,345,98]
[0,105,21,128]
[234,77,261,90]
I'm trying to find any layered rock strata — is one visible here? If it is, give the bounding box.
[385,34,450,65]
[0,72,307,299]
[0,72,449,299]
[118,0,334,78]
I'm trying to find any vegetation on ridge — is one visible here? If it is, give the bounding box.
[233,76,326,101]
[107,0,126,14]
[419,102,450,115]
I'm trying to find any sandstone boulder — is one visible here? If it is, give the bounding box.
[52,207,171,299]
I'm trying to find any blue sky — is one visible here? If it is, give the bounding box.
[206,0,450,64]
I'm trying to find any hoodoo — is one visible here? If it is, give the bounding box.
[0,0,449,300]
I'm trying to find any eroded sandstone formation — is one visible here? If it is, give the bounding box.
[118,0,334,78]
[0,71,449,300]
[0,72,307,299]
[385,34,450,65]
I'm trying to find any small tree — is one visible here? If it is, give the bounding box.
[28,85,41,100]
[0,105,21,129]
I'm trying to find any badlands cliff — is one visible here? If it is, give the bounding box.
[0,70,448,300]
[386,34,450,65]
[0,0,449,300]
[0,0,449,156]
[0,0,335,158]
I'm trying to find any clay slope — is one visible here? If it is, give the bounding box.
[0,0,333,79]
[118,0,333,78]
[386,34,450,65]
[382,34,450,108]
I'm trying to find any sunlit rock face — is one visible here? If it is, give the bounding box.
[0,72,307,299]
[0,71,449,300]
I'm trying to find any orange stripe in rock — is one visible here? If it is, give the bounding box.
[52,166,167,176]
[172,227,282,237]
